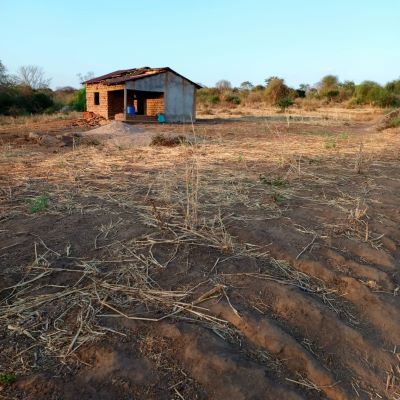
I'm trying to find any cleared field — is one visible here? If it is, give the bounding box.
[0,110,399,399]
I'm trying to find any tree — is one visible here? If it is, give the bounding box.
[385,79,400,95]
[240,81,254,91]
[265,76,280,86]
[16,65,51,89]
[264,78,289,104]
[215,80,232,91]
[299,83,311,93]
[318,75,339,96]
[77,71,95,84]
[338,80,355,100]
[71,87,86,111]
[0,60,9,87]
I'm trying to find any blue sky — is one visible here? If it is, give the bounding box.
[1,0,399,89]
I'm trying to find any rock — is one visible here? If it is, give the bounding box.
[60,135,74,146]
[60,105,72,114]
[27,132,41,142]
[39,135,60,146]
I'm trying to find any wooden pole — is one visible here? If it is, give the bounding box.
[123,86,127,119]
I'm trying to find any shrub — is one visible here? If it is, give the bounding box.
[224,94,241,105]
[208,95,220,104]
[151,134,187,146]
[71,88,86,111]
[325,89,339,100]
[264,79,289,104]
[44,103,63,114]
[245,91,264,105]
[276,97,294,111]
[387,116,400,128]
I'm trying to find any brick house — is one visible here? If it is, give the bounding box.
[83,67,201,122]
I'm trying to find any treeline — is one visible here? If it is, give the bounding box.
[0,60,86,115]
[198,75,400,110]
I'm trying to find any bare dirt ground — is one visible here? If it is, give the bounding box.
[0,109,400,399]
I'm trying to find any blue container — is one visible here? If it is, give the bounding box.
[157,113,166,123]
[127,106,135,115]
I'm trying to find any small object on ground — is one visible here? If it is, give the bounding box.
[127,105,136,115]
[157,113,166,123]
[27,132,40,143]
[151,133,186,146]
[38,134,60,147]
[376,108,400,130]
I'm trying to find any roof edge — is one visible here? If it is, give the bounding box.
[83,67,202,89]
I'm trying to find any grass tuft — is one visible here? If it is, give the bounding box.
[0,373,16,386]
[259,175,288,188]
[27,195,49,214]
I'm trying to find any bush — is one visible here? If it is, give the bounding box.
[44,103,63,114]
[224,94,241,105]
[387,116,400,128]
[0,86,54,115]
[151,134,187,146]
[208,95,220,104]
[244,91,264,105]
[264,79,289,104]
[71,88,86,111]
[325,89,339,100]
[276,97,294,111]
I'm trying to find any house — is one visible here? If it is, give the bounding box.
[83,67,201,122]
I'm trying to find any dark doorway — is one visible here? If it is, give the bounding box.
[135,92,146,115]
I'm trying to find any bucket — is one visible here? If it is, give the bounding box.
[157,113,166,123]
[127,106,135,115]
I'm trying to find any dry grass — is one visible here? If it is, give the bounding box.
[1,111,400,398]
[0,112,81,127]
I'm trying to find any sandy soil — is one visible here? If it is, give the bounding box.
[80,122,155,147]
[0,109,399,399]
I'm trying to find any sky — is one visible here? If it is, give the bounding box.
[1,0,400,89]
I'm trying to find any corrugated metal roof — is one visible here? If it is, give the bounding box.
[83,67,201,88]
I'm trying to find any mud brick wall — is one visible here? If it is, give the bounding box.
[146,96,164,116]
[86,83,125,119]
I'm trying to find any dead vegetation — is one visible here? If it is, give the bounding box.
[1,109,400,399]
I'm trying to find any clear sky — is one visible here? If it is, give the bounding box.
[1,0,399,89]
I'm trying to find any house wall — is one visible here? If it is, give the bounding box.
[125,74,165,92]
[126,72,197,122]
[86,83,125,119]
[86,72,197,122]
[164,71,196,122]
[146,94,164,116]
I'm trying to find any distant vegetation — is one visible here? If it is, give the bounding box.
[0,60,86,115]
[198,74,400,112]
[1,58,400,117]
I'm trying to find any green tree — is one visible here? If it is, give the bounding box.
[71,87,86,111]
[385,79,400,94]
[0,60,8,87]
